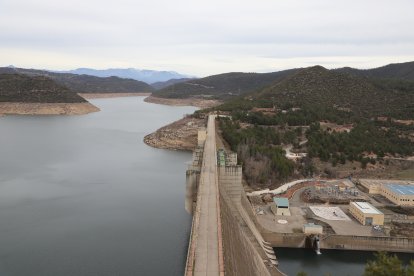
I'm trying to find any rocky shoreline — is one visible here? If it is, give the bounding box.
[144,116,206,151]
[144,95,221,109]
[79,92,151,99]
[0,102,100,115]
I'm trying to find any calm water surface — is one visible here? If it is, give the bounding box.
[1,97,412,276]
[276,247,413,276]
[0,97,196,276]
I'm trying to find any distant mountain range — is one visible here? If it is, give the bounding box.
[55,68,194,84]
[0,67,153,93]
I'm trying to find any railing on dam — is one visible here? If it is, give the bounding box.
[185,115,284,276]
[185,115,224,276]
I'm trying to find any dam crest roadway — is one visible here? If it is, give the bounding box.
[185,115,283,276]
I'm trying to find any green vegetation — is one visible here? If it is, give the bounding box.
[364,252,414,276]
[213,65,414,185]
[253,66,413,119]
[306,122,414,165]
[0,74,86,103]
[219,118,295,186]
[395,169,414,180]
[0,67,153,93]
[296,252,414,276]
[153,69,297,99]
[336,61,414,81]
[231,107,354,126]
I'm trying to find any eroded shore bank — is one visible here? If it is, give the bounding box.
[0,102,100,115]
[144,95,221,109]
[79,92,151,99]
[144,116,205,151]
[143,95,217,151]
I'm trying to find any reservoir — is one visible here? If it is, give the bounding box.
[0,97,412,276]
[276,247,413,276]
[0,97,196,276]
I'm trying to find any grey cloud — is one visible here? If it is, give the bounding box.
[0,0,413,75]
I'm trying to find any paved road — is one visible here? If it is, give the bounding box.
[187,115,223,276]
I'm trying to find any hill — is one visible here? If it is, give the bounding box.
[151,78,195,90]
[0,74,87,103]
[0,67,153,93]
[57,68,192,84]
[218,66,413,119]
[215,66,414,187]
[335,61,414,81]
[153,69,298,99]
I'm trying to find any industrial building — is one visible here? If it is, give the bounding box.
[357,179,414,206]
[271,197,290,216]
[349,202,384,226]
[380,184,414,206]
[303,223,323,234]
[197,129,207,146]
[217,149,226,167]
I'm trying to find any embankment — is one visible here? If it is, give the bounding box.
[144,95,221,108]
[79,92,151,99]
[0,102,100,115]
[144,116,205,151]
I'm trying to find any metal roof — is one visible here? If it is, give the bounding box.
[273,197,289,207]
[385,184,414,196]
[351,202,382,215]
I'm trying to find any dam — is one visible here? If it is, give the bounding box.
[184,114,414,276]
[185,115,284,276]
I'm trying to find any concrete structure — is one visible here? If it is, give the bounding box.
[185,115,283,276]
[185,115,223,276]
[349,202,384,226]
[357,179,414,206]
[225,152,237,166]
[263,232,414,253]
[185,145,203,214]
[381,184,414,206]
[217,149,226,167]
[271,198,291,216]
[303,223,323,235]
[197,128,207,146]
[357,179,413,194]
[217,149,238,167]
[310,206,351,221]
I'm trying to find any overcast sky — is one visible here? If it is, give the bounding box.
[1,0,413,76]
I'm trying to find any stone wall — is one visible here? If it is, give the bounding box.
[262,233,307,248]
[263,232,414,253]
[218,162,285,276]
[320,235,414,252]
[220,187,283,276]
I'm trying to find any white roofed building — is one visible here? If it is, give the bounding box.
[349,202,384,226]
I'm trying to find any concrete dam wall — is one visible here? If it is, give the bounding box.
[320,235,414,252]
[220,187,279,276]
[185,119,284,275]
[262,232,414,253]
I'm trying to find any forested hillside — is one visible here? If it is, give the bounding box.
[213,65,414,188]
[218,66,414,119]
[153,69,297,99]
[0,74,87,103]
[0,67,154,93]
[335,61,414,81]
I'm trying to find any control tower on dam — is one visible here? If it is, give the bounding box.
[185,115,285,276]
